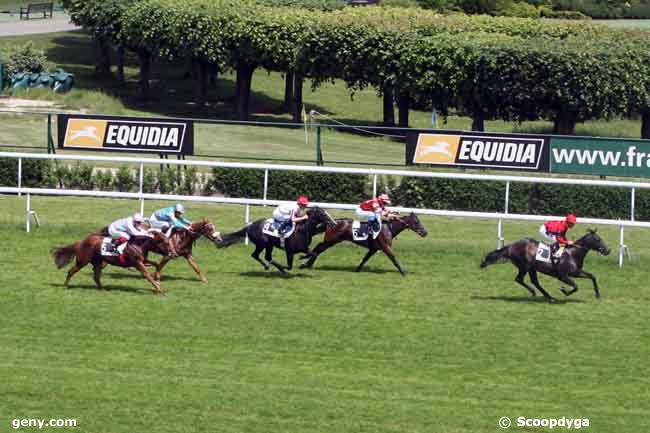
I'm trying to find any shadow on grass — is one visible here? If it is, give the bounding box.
[50,282,151,295]
[471,295,585,304]
[306,264,398,275]
[106,273,201,283]
[235,270,315,279]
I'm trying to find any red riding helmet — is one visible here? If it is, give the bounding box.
[566,214,577,224]
[377,193,391,205]
[297,195,310,207]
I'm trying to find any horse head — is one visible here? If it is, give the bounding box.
[577,229,610,256]
[399,212,428,238]
[192,219,222,243]
[307,207,336,228]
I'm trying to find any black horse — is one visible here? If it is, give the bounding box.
[480,229,611,301]
[300,212,428,276]
[217,207,336,274]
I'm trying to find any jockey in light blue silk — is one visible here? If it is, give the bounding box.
[149,203,192,236]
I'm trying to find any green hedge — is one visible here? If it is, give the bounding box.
[0,158,54,187]
[209,168,367,202]
[394,177,643,220]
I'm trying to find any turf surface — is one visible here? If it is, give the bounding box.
[1,196,649,433]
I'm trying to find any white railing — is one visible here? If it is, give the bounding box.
[1,151,648,267]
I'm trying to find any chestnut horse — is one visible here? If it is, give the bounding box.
[51,231,176,294]
[480,229,611,301]
[145,219,222,283]
[300,212,428,276]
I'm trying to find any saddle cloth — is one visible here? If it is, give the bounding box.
[535,243,551,263]
[262,219,296,238]
[352,220,381,241]
[100,238,126,257]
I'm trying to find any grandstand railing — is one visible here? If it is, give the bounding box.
[2,151,649,267]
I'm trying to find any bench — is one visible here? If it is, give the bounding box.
[19,2,53,20]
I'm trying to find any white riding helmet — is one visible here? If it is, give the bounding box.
[132,213,144,223]
[175,203,185,214]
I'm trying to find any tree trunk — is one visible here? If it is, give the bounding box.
[471,112,485,132]
[137,49,151,101]
[642,110,650,139]
[209,63,218,86]
[397,91,409,128]
[284,71,294,111]
[291,73,304,123]
[236,64,255,120]
[95,37,112,77]
[197,60,208,104]
[553,110,577,135]
[382,84,395,127]
[116,45,125,83]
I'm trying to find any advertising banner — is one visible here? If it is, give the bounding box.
[550,137,650,177]
[406,131,550,172]
[57,114,194,155]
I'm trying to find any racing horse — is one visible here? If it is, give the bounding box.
[299,212,428,276]
[51,231,176,294]
[217,207,336,275]
[480,229,611,301]
[144,219,222,283]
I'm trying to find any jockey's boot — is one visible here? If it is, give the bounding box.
[550,243,560,267]
[371,220,380,233]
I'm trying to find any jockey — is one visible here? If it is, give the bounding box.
[539,213,577,262]
[108,213,151,263]
[273,195,309,236]
[356,193,396,232]
[149,203,192,236]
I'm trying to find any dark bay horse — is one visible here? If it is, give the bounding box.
[480,229,611,301]
[51,232,176,294]
[217,207,336,274]
[300,212,428,276]
[145,219,222,283]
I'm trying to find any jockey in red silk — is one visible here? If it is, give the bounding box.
[539,214,577,262]
[356,193,397,232]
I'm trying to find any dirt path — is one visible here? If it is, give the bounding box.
[0,15,80,37]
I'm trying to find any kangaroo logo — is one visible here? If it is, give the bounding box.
[413,134,460,164]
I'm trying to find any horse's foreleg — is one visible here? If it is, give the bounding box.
[355,249,378,273]
[265,245,287,275]
[135,261,164,295]
[153,256,171,281]
[380,244,405,276]
[186,254,207,283]
[558,274,579,297]
[529,269,556,301]
[285,253,294,271]
[251,245,269,270]
[515,268,536,297]
[64,259,88,288]
[574,270,600,299]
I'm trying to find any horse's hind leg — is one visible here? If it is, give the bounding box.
[528,269,555,301]
[265,246,287,275]
[92,262,103,290]
[558,274,579,297]
[64,258,88,288]
[515,268,536,297]
[251,244,269,270]
[575,270,600,299]
[356,249,378,273]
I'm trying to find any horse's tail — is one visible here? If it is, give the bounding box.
[51,243,79,269]
[480,246,510,268]
[216,227,248,248]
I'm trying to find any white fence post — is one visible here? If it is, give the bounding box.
[263,169,269,206]
[25,193,31,233]
[139,163,145,216]
[245,204,250,245]
[17,157,22,197]
[619,223,625,268]
[372,174,378,197]
[631,187,636,222]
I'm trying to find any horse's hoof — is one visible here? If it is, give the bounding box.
[201,278,208,284]
[560,287,570,296]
